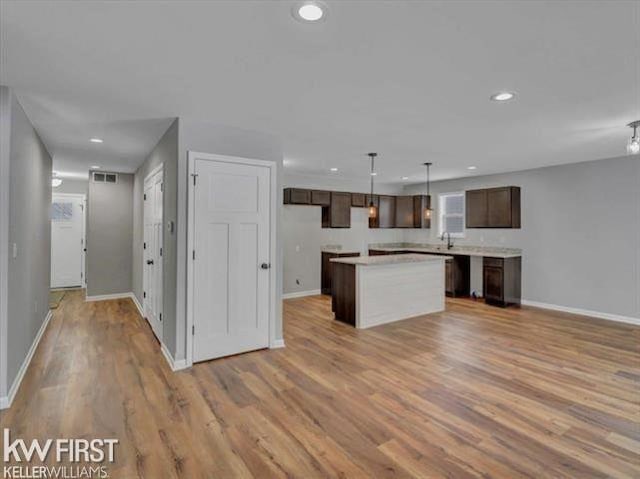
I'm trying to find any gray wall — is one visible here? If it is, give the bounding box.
[402,156,640,319]
[87,173,134,296]
[282,173,404,295]
[0,87,52,399]
[53,178,88,195]
[132,119,179,343]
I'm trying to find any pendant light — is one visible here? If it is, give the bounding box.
[423,162,433,219]
[628,121,640,155]
[368,153,378,219]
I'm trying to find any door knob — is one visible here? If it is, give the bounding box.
[147,260,154,265]
[260,263,270,270]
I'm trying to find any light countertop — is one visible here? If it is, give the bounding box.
[321,248,361,254]
[330,253,451,266]
[368,244,521,259]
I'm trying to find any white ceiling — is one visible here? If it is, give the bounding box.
[1,0,638,182]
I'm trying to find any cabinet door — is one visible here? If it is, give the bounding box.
[311,190,331,206]
[351,193,366,207]
[413,195,431,229]
[284,188,311,204]
[483,266,504,302]
[465,189,487,227]
[487,187,512,227]
[395,196,414,228]
[378,195,396,228]
[322,192,351,228]
[445,259,454,295]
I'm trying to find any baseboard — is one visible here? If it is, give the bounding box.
[129,293,144,317]
[0,309,52,410]
[270,338,286,349]
[522,300,640,326]
[282,289,321,299]
[85,292,134,302]
[161,342,189,371]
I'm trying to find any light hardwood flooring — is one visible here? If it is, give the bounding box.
[1,289,639,478]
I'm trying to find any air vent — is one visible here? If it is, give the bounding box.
[92,172,118,183]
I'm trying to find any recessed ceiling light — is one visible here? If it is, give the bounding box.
[292,1,326,22]
[370,172,377,176]
[51,178,63,188]
[490,92,515,102]
[467,166,477,170]
[91,165,101,169]
[330,167,338,172]
[90,138,103,143]
[401,176,409,180]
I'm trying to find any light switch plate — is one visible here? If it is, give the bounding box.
[12,243,17,258]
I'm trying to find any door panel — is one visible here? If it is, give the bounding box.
[143,169,163,341]
[487,187,512,227]
[465,189,488,227]
[51,195,84,288]
[193,159,270,362]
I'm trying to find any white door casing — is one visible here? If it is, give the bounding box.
[143,166,163,341]
[51,194,85,288]
[188,153,275,363]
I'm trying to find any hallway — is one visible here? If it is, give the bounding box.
[1,291,638,478]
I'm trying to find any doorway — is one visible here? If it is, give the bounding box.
[143,165,163,342]
[51,193,86,289]
[187,152,277,364]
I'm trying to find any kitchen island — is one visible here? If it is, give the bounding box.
[330,254,450,328]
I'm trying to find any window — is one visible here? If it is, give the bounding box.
[439,192,465,238]
[92,172,118,183]
[52,202,73,221]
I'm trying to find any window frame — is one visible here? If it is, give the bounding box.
[438,191,465,238]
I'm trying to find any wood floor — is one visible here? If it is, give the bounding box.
[1,290,639,478]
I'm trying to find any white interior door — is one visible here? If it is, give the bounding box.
[51,194,84,288]
[143,168,163,341]
[192,159,271,362]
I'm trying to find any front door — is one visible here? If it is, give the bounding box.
[192,158,271,362]
[51,194,84,288]
[143,168,163,341]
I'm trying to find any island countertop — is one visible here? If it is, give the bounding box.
[368,244,522,259]
[330,253,451,266]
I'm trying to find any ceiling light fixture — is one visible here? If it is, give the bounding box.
[402,176,409,180]
[467,166,477,170]
[52,178,63,188]
[627,120,640,155]
[423,162,433,219]
[90,138,103,143]
[490,92,515,102]
[367,153,378,221]
[330,167,338,172]
[292,1,326,22]
[91,165,101,169]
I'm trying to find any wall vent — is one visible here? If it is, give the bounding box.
[92,172,118,183]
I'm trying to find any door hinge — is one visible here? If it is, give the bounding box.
[144,193,146,200]
[160,247,162,257]
[143,291,146,298]
[80,272,83,278]
[159,313,162,321]
[191,173,198,186]
[160,183,164,192]
[192,325,195,335]
[192,250,196,260]
[143,242,146,250]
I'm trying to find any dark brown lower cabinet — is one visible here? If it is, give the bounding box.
[483,256,521,306]
[444,255,470,297]
[331,262,356,325]
[321,251,360,295]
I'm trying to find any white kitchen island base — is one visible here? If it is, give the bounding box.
[330,254,448,329]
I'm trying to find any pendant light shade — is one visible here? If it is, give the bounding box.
[368,153,378,220]
[423,162,433,220]
[628,121,640,155]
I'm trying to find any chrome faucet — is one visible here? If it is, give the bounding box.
[441,232,453,250]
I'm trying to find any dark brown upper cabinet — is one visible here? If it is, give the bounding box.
[466,186,520,228]
[366,194,380,228]
[311,190,331,206]
[322,192,351,228]
[395,195,431,228]
[351,193,366,207]
[283,188,311,205]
